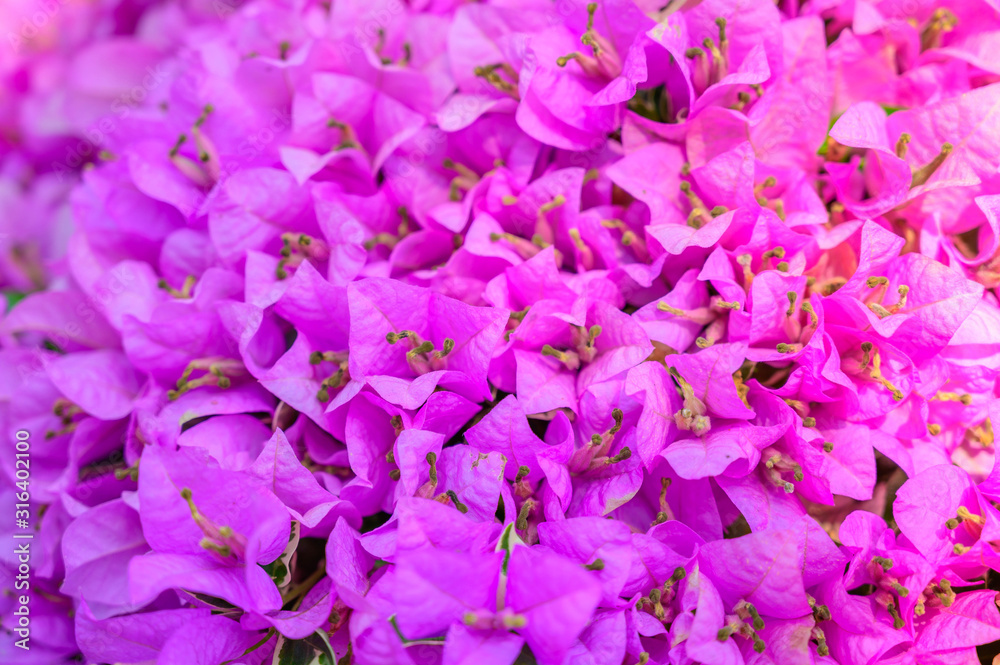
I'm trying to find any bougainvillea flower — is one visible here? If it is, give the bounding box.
[129,445,291,613]
[8,0,1000,662]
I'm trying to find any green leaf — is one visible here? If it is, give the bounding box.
[271,631,339,665]
[303,631,337,664]
[263,560,290,587]
[185,591,239,612]
[495,522,524,574]
[221,629,275,665]
[387,616,446,646]
[3,291,26,312]
[272,636,317,665]
[263,521,300,588]
[818,111,846,158]
[361,511,391,533]
[389,615,407,642]
[513,644,538,665]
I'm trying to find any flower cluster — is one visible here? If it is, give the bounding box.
[4,0,1000,663]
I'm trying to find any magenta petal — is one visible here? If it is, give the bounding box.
[246,576,335,639]
[699,528,811,619]
[75,606,211,665]
[914,590,1000,651]
[537,516,632,605]
[506,546,602,665]
[894,464,981,562]
[1,290,120,350]
[250,428,360,529]
[465,395,550,483]
[681,565,741,665]
[129,552,281,613]
[158,614,263,665]
[60,498,149,617]
[393,546,502,639]
[325,518,374,609]
[443,624,525,665]
[46,349,139,420]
